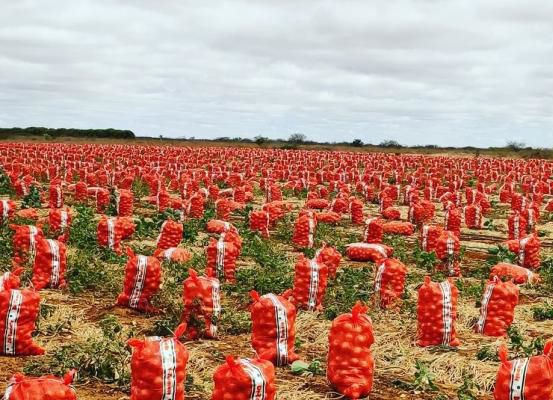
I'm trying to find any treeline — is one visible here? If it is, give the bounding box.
[0,127,135,139]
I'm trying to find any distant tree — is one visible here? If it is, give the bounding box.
[254,135,269,146]
[505,141,526,151]
[379,140,402,148]
[288,133,307,143]
[352,139,363,147]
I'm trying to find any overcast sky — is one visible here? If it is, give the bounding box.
[1,1,552,147]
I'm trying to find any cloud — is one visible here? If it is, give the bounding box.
[0,0,552,147]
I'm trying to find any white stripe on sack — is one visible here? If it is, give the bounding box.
[159,338,178,400]
[513,215,520,240]
[307,260,320,311]
[208,278,221,337]
[107,218,115,250]
[509,358,529,400]
[3,290,23,355]
[264,294,289,366]
[60,210,68,231]
[347,243,388,258]
[165,247,176,262]
[156,221,168,247]
[56,186,62,208]
[446,235,455,275]
[422,225,429,252]
[240,359,267,400]
[363,218,376,242]
[129,256,148,308]
[307,215,315,248]
[216,237,225,279]
[29,226,38,260]
[115,190,121,215]
[475,282,495,334]
[1,200,9,219]
[519,236,531,267]
[438,281,453,346]
[47,240,61,288]
[374,261,386,301]
[0,272,10,292]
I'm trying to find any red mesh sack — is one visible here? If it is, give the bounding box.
[212,356,277,400]
[48,184,63,209]
[290,255,328,311]
[506,234,541,269]
[48,208,71,242]
[292,212,316,249]
[416,277,460,347]
[2,371,76,399]
[382,221,414,236]
[206,219,238,235]
[0,287,44,355]
[117,248,162,312]
[379,195,394,211]
[381,207,401,220]
[32,239,67,290]
[250,291,299,366]
[435,231,461,276]
[186,194,205,219]
[464,204,483,229]
[511,193,525,212]
[0,199,16,223]
[249,210,271,237]
[0,268,23,292]
[215,198,233,220]
[508,212,527,241]
[374,258,407,309]
[115,189,134,217]
[475,276,519,337]
[181,269,221,339]
[490,263,540,285]
[89,187,110,213]
[363,217,384,243]
[97,216,136,254]
[327,302,375,399]
[156,220,183,250]
[74,181,87,202]
[206,236,239,283]
[329,197,348,214]
[10,224,43,265]
[16,208,39,221]
[420,225,443,253]
[493,341,553,400]
[349,198,364,225]
[221,230,243,254]
[499,189,512,203]
[306,198,329,209]
[154,247,192,264]
[522,206,539,232]
[262,201,291,222]
[315,244,341,278]
[315,211,341,224]
[546,199,553,212]
[444,205,461,237]
[154,190,170,212]
[128,324,189,400]
[346,243,393,263]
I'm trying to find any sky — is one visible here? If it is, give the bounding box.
[1,0,552,148]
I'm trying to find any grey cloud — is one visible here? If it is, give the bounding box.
[0,0,552,147]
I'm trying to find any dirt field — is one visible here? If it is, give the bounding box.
[1,142,552,400]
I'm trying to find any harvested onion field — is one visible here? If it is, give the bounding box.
[1,142,553,400]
